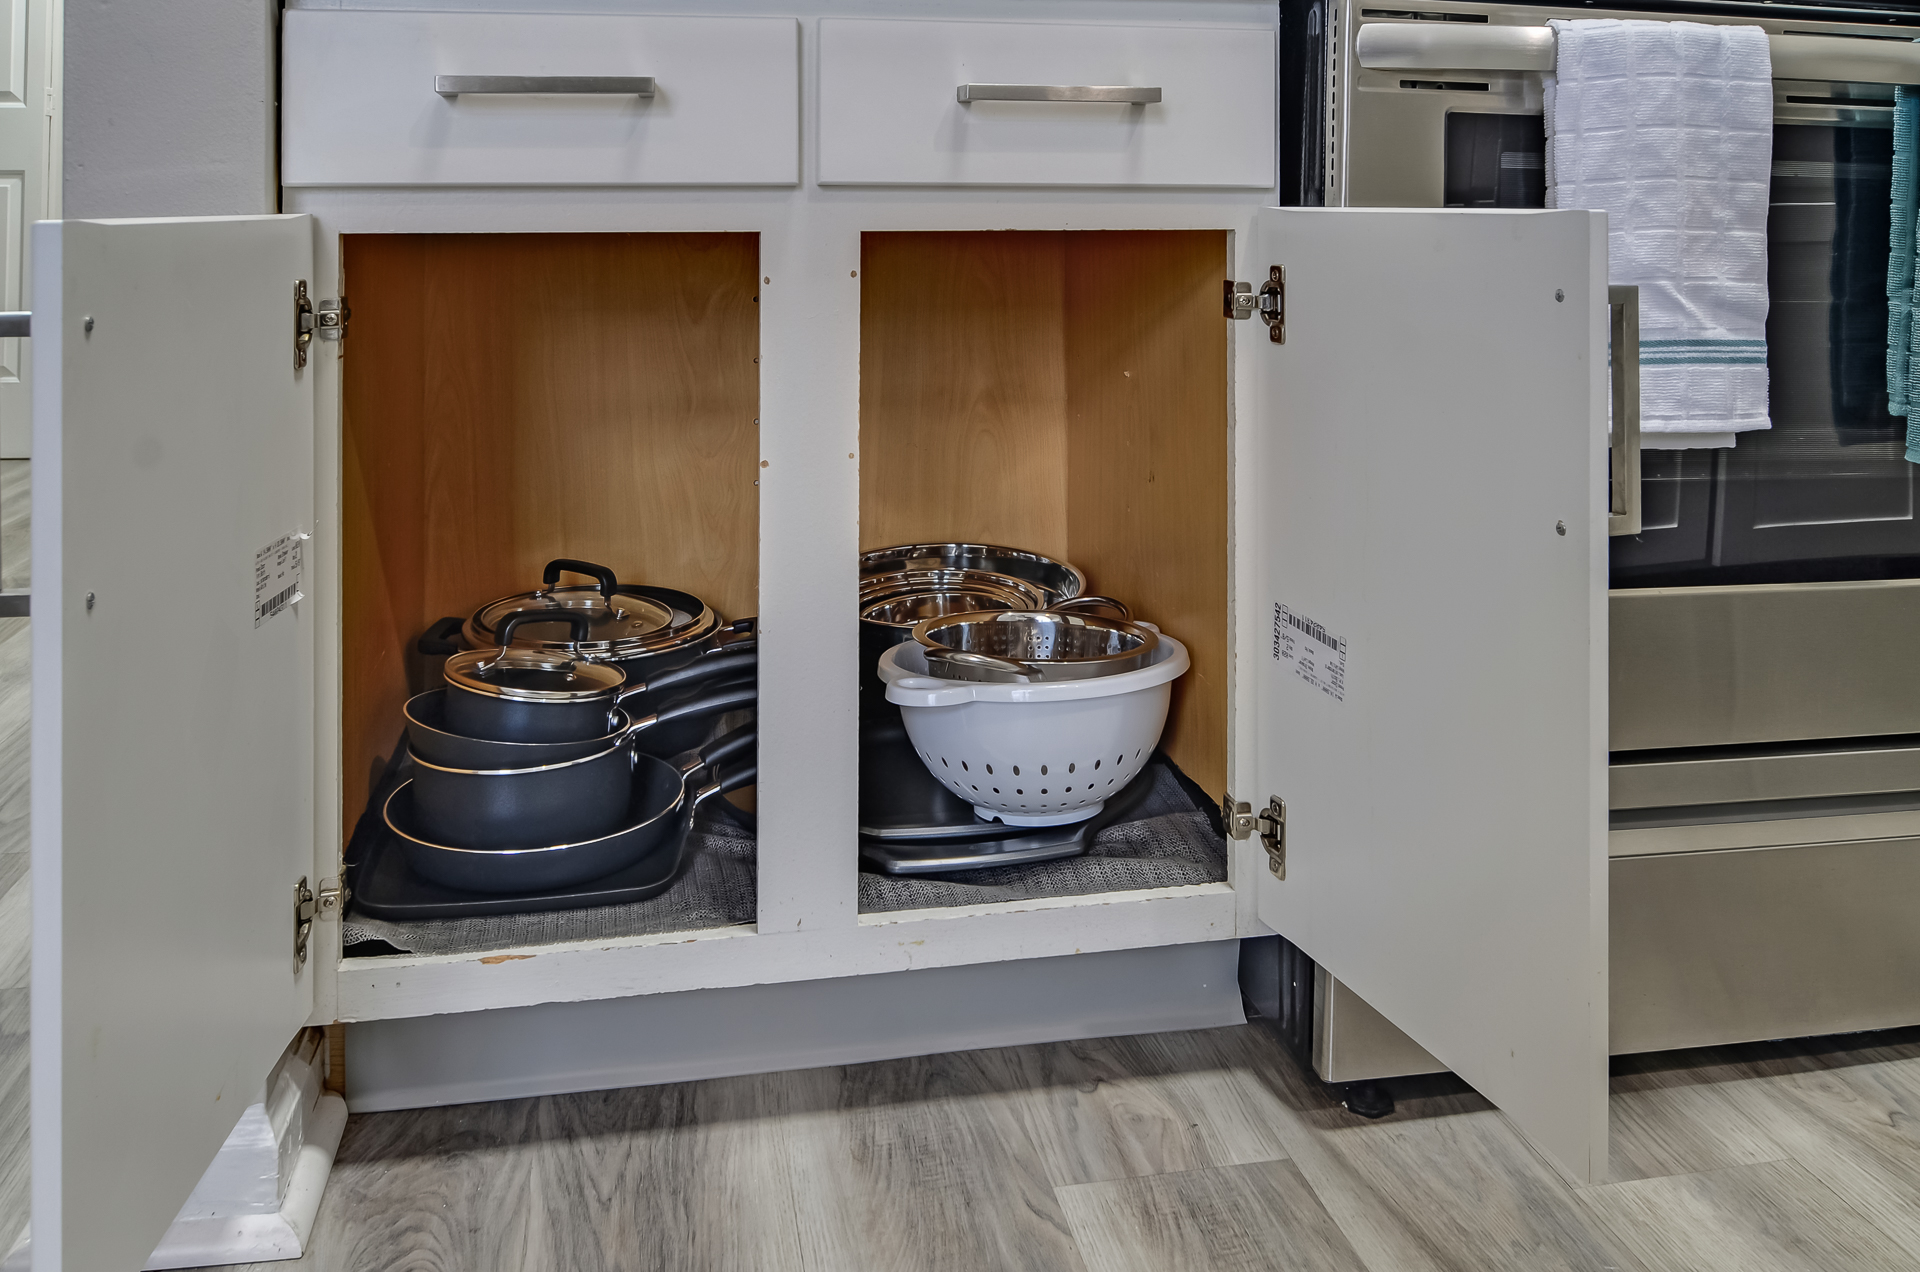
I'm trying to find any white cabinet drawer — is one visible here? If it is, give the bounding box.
[282,12,798,187]
[817,18,1274,189]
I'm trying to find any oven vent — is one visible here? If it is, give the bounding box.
[1362,9,1489,20]
[1399,79,1490,91]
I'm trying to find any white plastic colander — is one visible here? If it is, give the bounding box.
[878,630,1190,827]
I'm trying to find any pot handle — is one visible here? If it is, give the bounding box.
[637,679,759,730]
[1052,595,1131,620]
[692,757,759,809]
[541,558,621,601]
[700,722,757,773]
[619,645,758,704]
[495,608,594,649]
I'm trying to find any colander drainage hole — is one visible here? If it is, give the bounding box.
[985,764,994,774]
[1041,764,1049,776]
[1068,762,1076,773]
[1041,788,1048,795]
[961,760,969,771]
[1012,765,1021,776]
[992,787,1000,794]
[940,756,948,767]
[1094,759,1101,770]
[1016,788,1024,795]
[971,784,979,791]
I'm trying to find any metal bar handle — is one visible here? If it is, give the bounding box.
[956,84,1162,104]
[1608,284,1642,538]
[435,76,656,97]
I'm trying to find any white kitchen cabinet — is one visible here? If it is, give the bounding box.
[281,11,800,188]
[816,17,1275,188]
[32,5,1613,1265]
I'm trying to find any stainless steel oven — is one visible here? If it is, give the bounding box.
[1256,0,1920,1088]
[1291,0,1920,759]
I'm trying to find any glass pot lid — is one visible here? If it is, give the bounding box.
[443,647,627,702]
[463,559,722,662]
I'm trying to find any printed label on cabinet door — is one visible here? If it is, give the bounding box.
[254,533,305,627]
[1274,603,1345,702]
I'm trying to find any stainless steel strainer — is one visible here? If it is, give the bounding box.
[913,610,1159,683]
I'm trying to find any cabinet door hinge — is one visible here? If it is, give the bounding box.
[294,281,350,371]
[1257,796,1287,879]
[1223,266,1285,343]
[294,877,317,969]
[318,878,349,917]
[1227,794,1287,877]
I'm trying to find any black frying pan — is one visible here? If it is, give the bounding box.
[389,728,757,893]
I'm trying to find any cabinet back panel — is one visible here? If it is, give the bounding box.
[859,231,1070,559]
[859,230,1228,799]
[1063,231,1229,801]
[342,232,760,831]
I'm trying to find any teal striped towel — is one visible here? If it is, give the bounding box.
[1889,85,1917,429]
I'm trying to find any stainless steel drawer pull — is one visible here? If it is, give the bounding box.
[956,84,1162,104]
[435,76,656,97]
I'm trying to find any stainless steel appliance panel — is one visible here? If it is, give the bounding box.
[1612,837,1920,1053]
[1610,579,1920,749]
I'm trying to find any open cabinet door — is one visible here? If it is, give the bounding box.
[1243,208,1608,1182]
[31,216,317,1270]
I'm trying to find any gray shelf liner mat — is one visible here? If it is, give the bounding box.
[859,764,1226,913]
[343,764,1224,958]
[342,818,760,958]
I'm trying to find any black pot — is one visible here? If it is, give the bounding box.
[405,677,758,771]
[407,740,637,850]
[442,611,631,744]
[390,739,757,893]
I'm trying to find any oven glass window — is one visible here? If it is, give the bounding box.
[1611,121,1920,587]
[1443,113,1545,209]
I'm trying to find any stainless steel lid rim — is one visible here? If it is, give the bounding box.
[859,542,1088,605]
[404,738,634,777]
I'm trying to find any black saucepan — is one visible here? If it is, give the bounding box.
[442,610,626,744]
[404,666,757,770]
[389,734,758,893]
[406,679,759,848]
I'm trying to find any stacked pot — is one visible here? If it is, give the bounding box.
[859,543,1187,829]
[388,559,758,893]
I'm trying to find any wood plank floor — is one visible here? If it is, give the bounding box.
[0,458,28,1259]
[172,1019,1920,1272]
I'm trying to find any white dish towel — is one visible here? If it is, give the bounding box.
[1546,19,1773,445]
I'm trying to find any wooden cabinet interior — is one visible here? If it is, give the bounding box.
[340,231,762,833]
[859,230,1229,797]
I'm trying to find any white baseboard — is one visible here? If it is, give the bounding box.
[347,940,1247,1113]
[141,1094,347,1271]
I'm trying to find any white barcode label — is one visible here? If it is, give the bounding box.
[254,533,305,628]
[1274,603,1345,703]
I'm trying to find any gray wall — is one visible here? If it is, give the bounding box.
[64,0,277,219]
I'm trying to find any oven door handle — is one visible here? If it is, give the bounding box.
[1608,285,1642,539]
[1356,23,1920,86]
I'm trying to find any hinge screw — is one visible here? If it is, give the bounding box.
[85,592,95,610]
[82,316,93,334]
